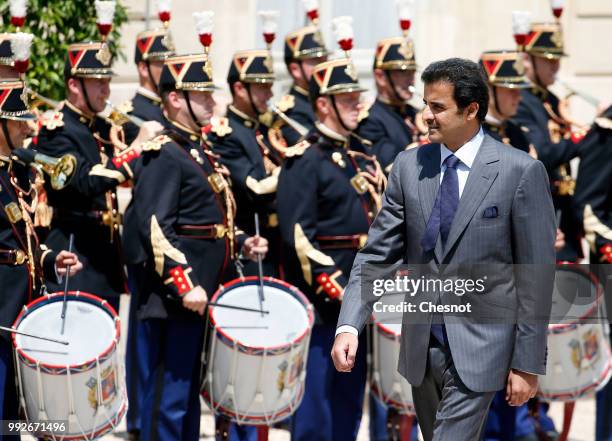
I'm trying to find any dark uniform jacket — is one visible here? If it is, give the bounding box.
[207,105,282,275]
[121,88,164,146]
[36,102,134,299]
[574,106,612,263]
[277,85,315,147]
[120,88,168,266]
[483,117,532,154]
[277,123,382,324]
[133,121,242,320]
[512,87,584,261]
[0,157,58,336]
[356,98,417,173]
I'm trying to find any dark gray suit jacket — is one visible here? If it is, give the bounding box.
[337,134,556,393]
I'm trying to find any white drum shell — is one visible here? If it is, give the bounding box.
[371,322,415,415]
[13,293,127,440]
[540,321,612,401]
[202,278,313,425]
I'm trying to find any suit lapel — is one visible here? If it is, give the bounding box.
[442,135,500,260]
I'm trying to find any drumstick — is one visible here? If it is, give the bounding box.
[209,302,269,314]
[0,325,69,346]
[60,233,75,335]
[254,213,265,317]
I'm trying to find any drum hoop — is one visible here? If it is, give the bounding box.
[370,383,415,414]
[34,399,128,440]
[549,263,604,331]
[538,357,612,401]
[209,276,314,353]
[202,383,304,424]
[375,322,402,340]
[12,291,120,374]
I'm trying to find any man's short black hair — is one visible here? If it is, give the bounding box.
[421,58,489,122]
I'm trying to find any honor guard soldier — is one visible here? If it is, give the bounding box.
[35,41,162,311]
[356,36,422,174]
[131,52,267,441]
[277,32,386,439]
[0,79,82,430]
[573,107,612,441]
[207,47,282,276]
[511,19,585,261]
[479,50,561,441]
[120,26,175,441]
[271,23,328,148]
[480,51,534,154]
[119,27,175,144]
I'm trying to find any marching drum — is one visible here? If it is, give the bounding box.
[12,292,127,440]
[202,276,314,425]
[539,264,612,401]
[371,322,415,415]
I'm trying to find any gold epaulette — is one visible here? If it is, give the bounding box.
[276,94,295,112]
[142,134,172,152]
[40,110,64,130]
[115,100,134,115]
[358,101,374,123]
[285,139,310,158]
[210,116,233,137]
[595,117,612,130]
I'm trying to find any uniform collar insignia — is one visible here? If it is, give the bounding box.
[315,121,348,147]
[64,100,94,125]
[228,104,259,128]
[168,118,201,139]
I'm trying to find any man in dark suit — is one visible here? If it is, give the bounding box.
[332,58,556,441]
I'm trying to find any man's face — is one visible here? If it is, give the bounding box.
[1,119,32,149]
[81,77,111,113]
[185,90,215,126]
[532,56,560,87]
[330,91,362,131]
[388,69,416,102]
[494,86,522,118]
[422,81,472,144]
[248,83,273,114]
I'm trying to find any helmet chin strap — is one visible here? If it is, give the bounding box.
[1,119,16,151]
[78,78,97,116]
[245,83,262,119]
[492,86,504,119]
[384,70,405,106]
[329,95,351,134]
[529,54,545,90]
[145,61,160,95]
[182,90,203,128]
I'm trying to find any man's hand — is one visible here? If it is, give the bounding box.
[55,251,83,277]
[506,369,538,406]
[182,285,208,315]
[131,121,165,151]
[242,235,268,262]
[331,332,358,373]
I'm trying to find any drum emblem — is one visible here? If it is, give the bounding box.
[86,366,117,409]
[569,329,600,371]
[288,352,305,386]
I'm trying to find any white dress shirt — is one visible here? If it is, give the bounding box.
[335,127,485,337]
